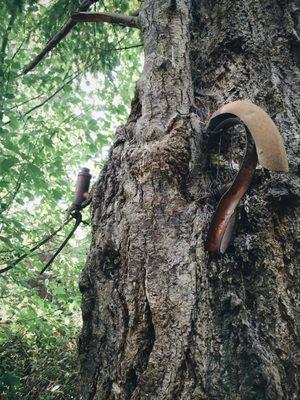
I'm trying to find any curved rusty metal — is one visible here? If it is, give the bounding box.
[206,100,289,254]
[208,101,289,171]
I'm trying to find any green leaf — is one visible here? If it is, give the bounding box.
[0,157,18,172]
[3,140,19,153]
[27,163,43,178]
[0,236,11,246]
[0,372,20,387]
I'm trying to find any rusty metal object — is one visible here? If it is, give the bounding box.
[40,167,92,274]
[206,100,289,254]
[208,101,289,171]
[73,167,92,207]
[0,168,93,275]
[41,167,92,273]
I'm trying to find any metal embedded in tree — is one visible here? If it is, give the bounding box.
[73,167,92,209]
[0,168,92,275]
[40,167,92,274]
[65,167,92,220]
[205,100,289,254]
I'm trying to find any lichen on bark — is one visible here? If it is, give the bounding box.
[79,1,300,399]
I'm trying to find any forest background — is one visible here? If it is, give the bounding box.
[0,1,142,398]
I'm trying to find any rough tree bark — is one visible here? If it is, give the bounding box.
[78,0,300,399]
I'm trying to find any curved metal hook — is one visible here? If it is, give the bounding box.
[206,100,289,254]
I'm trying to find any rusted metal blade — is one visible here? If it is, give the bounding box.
[206,140,258,254]
[205,100,289,254]
[207,100,289,172]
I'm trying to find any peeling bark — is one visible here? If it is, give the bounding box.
[79,0,300,399]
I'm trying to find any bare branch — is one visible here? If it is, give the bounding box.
[71,12,140,28]
[23,0,99,75]
[8,93,43,111]
[4,54,104,125]
[40,213,82,274]
[84,43,143,52]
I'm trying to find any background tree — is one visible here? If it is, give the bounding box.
[77,0,300,399]
[0,0,142,398]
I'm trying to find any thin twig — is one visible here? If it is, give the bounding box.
[40,213,82,274]
[22,72,81,117]
[90,43,143,51]
[7,93,43,111]
[0,179,22,215]
[10,35,27,63]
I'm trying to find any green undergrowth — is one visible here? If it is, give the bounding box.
[0,252,84,399]
[0,327,79,399]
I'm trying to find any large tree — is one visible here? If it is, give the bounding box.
[77,0,300,399]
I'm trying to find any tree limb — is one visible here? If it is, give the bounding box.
[1,12,16,57]
[23,0,99,75]
[71,12,140,28]
[40,213,82,274]
[8,93,43,111]
[83,43,143,52]
[0,10,17,120]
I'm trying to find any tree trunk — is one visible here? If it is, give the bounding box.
[78,1,300,399]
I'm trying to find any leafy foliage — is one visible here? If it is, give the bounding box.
[0,0,142,398]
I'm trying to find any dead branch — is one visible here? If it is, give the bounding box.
[23,0,99,74]
[71,11,140,28]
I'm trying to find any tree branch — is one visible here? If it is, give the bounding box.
[82,43,143,53]
[0,218,72,274]
[23,0,99,75]
[1,12,15,56]
[8,93,43,111]
[4,71,82,125]
[0,10,17,120]
[71,12,140,28]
